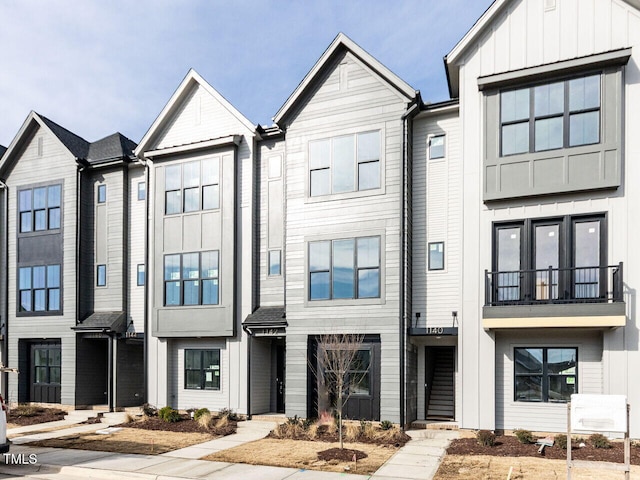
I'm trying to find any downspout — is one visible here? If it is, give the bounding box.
[0,179,9,400]
[400,102,419,429]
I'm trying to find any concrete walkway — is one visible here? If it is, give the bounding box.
[0,415,457,480]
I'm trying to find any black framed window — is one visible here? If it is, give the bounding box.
[268,250,281,276]
[19,265,61,313]
[97,184,107,204]
[309,130,380,196]
[514,347,577,402]
[19,185,61,233]
[309,236,380,300]
[137,264,145,286]
[164,251,219,306]
[428,242,445,270]
[33,346,61,385]
[137,182,146,201]
[164,158,220,215]
[96,264,106,287]
[429,135,445,159]
[184,349,220,390]
[500,73,600,156]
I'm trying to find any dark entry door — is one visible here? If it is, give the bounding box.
[425,346,455,420]
[276,344,285,413]
[30,343,61,403]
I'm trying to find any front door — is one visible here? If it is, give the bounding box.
[276,343,285,413]
[30,343,61,403]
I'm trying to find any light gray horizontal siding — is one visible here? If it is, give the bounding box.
[127,166,146,333]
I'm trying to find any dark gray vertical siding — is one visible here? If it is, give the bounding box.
[115,339,144,407]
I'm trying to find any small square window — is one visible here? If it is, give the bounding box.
[268,250,281,276]
[97,185,107,204]
[138,182,146,201]
[96,264,106,286]
[137,264,145,286]
[429,135,445,159]
[428,242,445,270]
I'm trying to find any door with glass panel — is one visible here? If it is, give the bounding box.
[573,219,602,299]
[495,225,523,303]
[533,222,561,301]
[30,343,61,403]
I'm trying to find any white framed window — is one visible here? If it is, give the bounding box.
[428,242,445,270]
[138,182,146,201]
[268,250,281,276]
[429,135,445,159]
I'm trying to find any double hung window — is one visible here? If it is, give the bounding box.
[164,251,219,306]
[19,264,61,313]
[184,349,220,390]
[309,131,380,196]
[514,347,577,402]
[500,74,600,156]
[165,158,220,214]
[19,185,62,233]
[309,236,380,300]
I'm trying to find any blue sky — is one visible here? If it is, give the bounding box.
[0,0,494,147]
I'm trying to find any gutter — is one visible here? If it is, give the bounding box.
[400,101,419,429]
[0,179,8,400]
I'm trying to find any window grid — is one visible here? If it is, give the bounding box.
[514,347,577,403]
[18,265,61,313]
[18,185,61,233]
[184,349,221,390]
[164,159,220,215]
[309,236,380,301]
[33,347,61,385]
[164,251,219,306]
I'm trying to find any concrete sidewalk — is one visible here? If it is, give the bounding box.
[0,417,456,479]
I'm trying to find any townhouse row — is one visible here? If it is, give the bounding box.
[1,0,639,435]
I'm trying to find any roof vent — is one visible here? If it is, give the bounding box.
[545,0,556,11]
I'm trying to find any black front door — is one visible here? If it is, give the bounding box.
[276,343,285,413]
[30,343,61,403]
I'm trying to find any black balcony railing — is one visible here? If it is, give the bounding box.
[484,263,623,306]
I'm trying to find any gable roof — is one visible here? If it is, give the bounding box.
[273,32,417,126]
[135,69,255,158]
[444,0,640,98]
[39,114,90,159]
[88,132,137,164]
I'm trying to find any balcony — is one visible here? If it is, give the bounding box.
[483,263,625,329]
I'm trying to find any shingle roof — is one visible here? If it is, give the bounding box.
[0,145,6,158]
[243,306,287,328]
[38,113,90,159]
[87,132,137,163]
[72,311,126,333]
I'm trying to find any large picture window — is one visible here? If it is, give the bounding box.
[164,251,219,306]
[309,130,380,197]
[18,264,61,313]
[500,74,600,156]
[184,349,220,390]
[165,157,220,215]
[309,236,380,300]
[19,185,62,233]
[514,347,577,402]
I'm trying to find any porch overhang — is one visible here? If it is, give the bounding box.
[72,311,127,334]
[242,306,286,337]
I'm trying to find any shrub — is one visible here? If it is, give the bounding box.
[142,403,157,417]
[218,408,238,421]
[360,421,376,441]
[514,429,534,444]
[158,406,180,423]
[344,422,361,442]
[306,423,319,440]
[477,430,496,447]
[193,408,210,422]
[197,412,213,429]
[380,420,394,431]
[590,433,612,449]
[555,434,567,449]
[287,415,301,426]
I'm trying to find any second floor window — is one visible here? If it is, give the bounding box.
[500,74,600,156]
[19,185,61,233]
[309,130,380,197]
[19,264,61,313]
[164,251,219,306]
[97,184,107,204]
[309,236,380,300]
[165,158,219,215]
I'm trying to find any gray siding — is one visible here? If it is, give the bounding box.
[115,339,144,407]
[127,166,146,333]
[249,337,271,414]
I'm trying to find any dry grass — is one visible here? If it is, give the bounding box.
[203,437,398,475]
[434,454,640,480]
[25,427,215,455]
[122,413,136,424]
[197,412,212,429]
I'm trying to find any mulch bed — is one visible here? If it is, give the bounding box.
[448,436,640,464]
[8,407,67,426]
[119,415,237,436]
[318,447,368,462]
[268,424,411,447]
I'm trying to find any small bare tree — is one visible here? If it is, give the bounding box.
[313,333,370,449]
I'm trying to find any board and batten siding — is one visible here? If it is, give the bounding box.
[282,50,411,422]
[249,337,271,414]
[412,110,461,329]
[495,330,602,432]
[6,127,78,405]
[127,166,146,332]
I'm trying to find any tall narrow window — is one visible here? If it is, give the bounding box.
[137,264,145,286]
[428,242,445,270]
[97,184,107,204]
[137,182,146,201]
[429,135,445,159]
[268,250,281,276]
[96,264,106,287]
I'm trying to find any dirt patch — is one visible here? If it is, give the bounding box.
[25,427,216,455]
[7,406,67,427]
[268,423,410,446]
[204,438,397,475]
[447,435,640,464]
[318,447,367,462]
[434,454,640,480]
[119,415,236,436]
